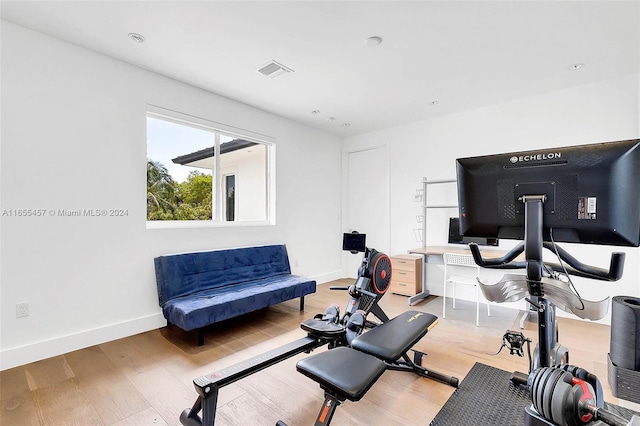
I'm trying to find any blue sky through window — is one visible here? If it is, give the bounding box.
[146,117,214,183]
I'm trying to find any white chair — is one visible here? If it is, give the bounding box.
[442,253,490,326]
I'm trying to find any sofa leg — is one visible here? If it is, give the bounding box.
[299,296,305,311]
[198,329,205,346]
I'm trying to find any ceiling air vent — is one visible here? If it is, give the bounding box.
[256,60,294,78]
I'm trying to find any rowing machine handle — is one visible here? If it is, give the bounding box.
[329,285,377,298]
[356,287,378,298]
[329,286,349,291]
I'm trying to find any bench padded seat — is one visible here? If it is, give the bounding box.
[351,310,437,361]
[296,347,386,401]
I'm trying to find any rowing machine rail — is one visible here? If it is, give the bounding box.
[181,336,324,426]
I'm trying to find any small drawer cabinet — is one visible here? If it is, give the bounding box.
[389,254,422,296]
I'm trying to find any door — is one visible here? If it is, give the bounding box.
[345,147,390,277]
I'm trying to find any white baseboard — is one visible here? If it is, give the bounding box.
[0,313,166,371]
[311,269,345,284]
[0,273,350,371]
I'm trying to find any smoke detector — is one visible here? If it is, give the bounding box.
[128,33,145,43]
[256,60,294,79]
[364,36,383,48]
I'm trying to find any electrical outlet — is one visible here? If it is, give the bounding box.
[16,302,29,318]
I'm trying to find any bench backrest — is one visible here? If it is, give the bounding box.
[154,244,292,305]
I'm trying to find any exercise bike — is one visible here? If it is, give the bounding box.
[469,198,636,426]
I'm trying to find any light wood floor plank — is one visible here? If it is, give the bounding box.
[2,280,638,425]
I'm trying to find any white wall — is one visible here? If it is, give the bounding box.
[236,145,267,221]
[218,144,267,221]
[2,20,639,370]
[343,73,640,322]
[0,22,343,370]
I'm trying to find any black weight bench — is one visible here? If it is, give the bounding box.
[352,310,458,385]
[296,347,386,425]
[289,310,458,425]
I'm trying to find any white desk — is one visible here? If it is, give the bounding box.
[406,246,511,305]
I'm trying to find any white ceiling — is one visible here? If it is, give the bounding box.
[2,1,638,137]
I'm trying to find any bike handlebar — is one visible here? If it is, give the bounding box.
[468,242,625,282]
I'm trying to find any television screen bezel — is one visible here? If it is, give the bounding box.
[455,139,640,247]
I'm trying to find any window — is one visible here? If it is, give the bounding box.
[223,173,236,221]
[146,106,274,226]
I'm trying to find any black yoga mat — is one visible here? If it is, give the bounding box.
[610,295,640,371]
[431,362,638,426]
[430,363,530,426]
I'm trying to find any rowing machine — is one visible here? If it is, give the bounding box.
[179,233,456,426]
[180,235,392,425]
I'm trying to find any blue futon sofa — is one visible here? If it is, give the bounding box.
[154,244,316,345]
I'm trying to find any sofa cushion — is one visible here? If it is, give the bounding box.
[162,275,316,331]
[155,244,292,305]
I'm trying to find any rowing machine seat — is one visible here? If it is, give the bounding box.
[351,310,437,361]
[300,318,346,339]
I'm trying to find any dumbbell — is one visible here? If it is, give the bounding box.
[529,367,628,426]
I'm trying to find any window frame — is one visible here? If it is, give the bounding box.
[146,105,275,229]
[222,169,238,222]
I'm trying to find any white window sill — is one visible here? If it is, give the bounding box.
[146,220,274,230]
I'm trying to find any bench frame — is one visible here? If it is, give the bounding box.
[180,311,458,426]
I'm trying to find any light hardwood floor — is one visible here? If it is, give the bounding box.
[0,280,630,425]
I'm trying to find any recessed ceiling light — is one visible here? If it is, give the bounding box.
[568,63,585,71]
[311,110,321,114]
[342,123,351,127]
[364,36,383,48]
[128,33,145,43]
[326,117,336,122]
[429,100,439,106]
